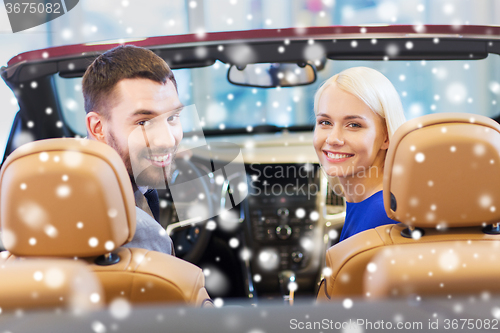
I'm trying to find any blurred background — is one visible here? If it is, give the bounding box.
[1,0,500,150]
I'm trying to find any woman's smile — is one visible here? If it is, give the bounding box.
[322,150,355,163]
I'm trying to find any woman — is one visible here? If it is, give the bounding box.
[313,67,406,242]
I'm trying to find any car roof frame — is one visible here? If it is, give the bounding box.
[3,24,500,84]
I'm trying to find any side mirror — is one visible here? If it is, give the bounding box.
[228,63,316,88]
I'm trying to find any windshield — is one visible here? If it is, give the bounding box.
[55,55,500,136]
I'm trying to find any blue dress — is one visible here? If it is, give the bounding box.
[339,190,398,242]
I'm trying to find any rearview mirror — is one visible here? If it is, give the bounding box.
[228,63,316,88]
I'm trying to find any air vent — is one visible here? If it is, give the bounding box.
[325,186,344,206]
[320,175,345,216]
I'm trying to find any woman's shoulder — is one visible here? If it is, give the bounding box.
[342,191,397,241]
[366,190,385,204]
[361,191,395,225]
[356,190,385,209]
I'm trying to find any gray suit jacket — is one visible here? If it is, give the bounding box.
[123,207,174,255]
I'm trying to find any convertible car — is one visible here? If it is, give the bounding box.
[2,24,500,331]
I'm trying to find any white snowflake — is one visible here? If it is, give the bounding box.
[342,298,353,309]
[91,321,105,333]
[88,237,99,247]
[228,238,239,248]
[295,208,306,218]
[446,82,467,104]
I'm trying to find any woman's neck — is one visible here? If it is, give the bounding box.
[338,165,384,203]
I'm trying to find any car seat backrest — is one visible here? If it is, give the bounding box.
[317,113,500,301]
[364,241,500,299]
[0,138,136,257]
[0,258,103,312]
[0,138,212,307]
[384,112,500,228]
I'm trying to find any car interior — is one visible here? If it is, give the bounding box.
[2,25,500,314]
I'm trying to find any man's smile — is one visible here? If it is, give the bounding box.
[146,153,172,167]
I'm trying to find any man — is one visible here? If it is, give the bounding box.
[82,45,182,255]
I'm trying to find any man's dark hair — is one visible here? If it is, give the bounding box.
[82,45,177,118]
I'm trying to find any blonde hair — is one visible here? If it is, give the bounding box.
[314,67,406,138]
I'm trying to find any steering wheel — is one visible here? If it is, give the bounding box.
[157,157,214,264]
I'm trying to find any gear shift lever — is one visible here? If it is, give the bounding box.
[278,270,296,305]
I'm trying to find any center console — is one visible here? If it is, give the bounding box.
[243,163,324,297]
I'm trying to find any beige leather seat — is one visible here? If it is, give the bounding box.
[0,259,103,311]
[317,113,500,301]
[0,138,212,307]
[365,241,500,299]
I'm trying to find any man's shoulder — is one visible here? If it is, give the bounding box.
[123,207,173,255]
[135,206,158,226]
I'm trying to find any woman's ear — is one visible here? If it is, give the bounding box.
[381,132,390,150]
[86,112,106,143]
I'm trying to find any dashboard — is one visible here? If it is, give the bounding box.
[165,131,346,299]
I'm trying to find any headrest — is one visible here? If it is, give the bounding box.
[364,241,500,299]
[384,113,500,228]
[0,259,103,311]
[0,138,136,257]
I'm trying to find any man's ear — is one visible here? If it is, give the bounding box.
[86,112,106,143]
